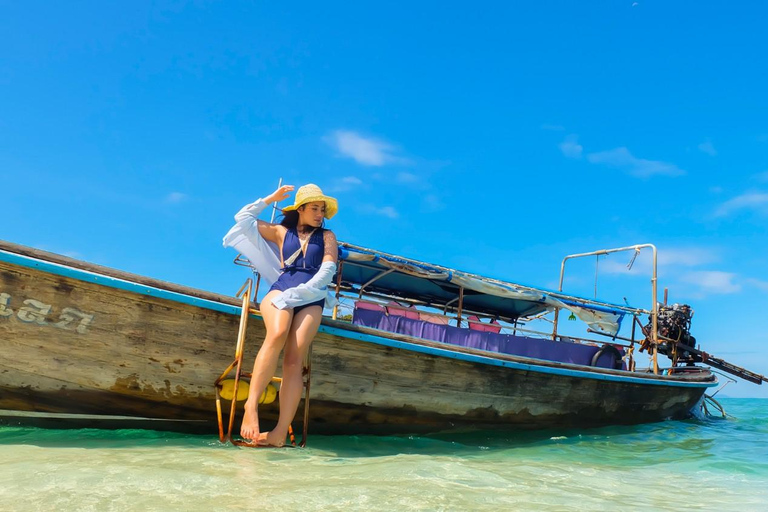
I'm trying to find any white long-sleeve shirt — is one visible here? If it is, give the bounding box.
[222,199,336,310]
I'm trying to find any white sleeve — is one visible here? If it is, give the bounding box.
[222,199,282,287]
[271,262,337,310]
[234,199,268,222]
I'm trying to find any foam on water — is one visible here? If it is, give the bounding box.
[1,398,766,511]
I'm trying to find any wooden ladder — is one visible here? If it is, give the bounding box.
[214,277,312,447]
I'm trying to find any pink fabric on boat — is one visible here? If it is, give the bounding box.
[387,301,420,319]
[468,316,502,333]
[355,301,386,312]
[419,312,450,324]
[469,322,497,333]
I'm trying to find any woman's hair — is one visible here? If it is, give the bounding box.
[279,210,300,229]
[279,206,326,230]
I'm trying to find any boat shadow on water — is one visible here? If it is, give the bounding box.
[308,418,726,461]
[0,414,730,463]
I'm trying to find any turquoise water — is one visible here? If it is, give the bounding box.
[1,398,766,511]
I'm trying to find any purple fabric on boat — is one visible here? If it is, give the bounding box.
[421,322,448,342]
[352,307,625,369]
[445,325,489,351]
[394,316,426,339]
[499,335,587,365]
[353,308,400,332]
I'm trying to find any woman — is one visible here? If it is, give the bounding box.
[225,183,338,446]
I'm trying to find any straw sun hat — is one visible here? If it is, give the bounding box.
[281,184,338,219]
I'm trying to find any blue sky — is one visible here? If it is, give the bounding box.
[2,1,767,397]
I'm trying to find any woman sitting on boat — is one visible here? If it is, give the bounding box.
[223,183,338,446]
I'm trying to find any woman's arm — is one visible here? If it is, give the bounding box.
[234,185,294,245]
[256,220,285,246]
[323,229,338,264]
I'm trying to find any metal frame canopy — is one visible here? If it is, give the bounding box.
[338,242,642,323]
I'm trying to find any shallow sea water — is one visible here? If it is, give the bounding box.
[1,398,766,511]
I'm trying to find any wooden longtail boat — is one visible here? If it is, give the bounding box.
[0,238,739,435]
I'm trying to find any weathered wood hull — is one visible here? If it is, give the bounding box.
[0,241,716,434]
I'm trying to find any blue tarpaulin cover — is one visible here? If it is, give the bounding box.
[340,243,633,335]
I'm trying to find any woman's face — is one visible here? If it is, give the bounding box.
[298,201,326,227]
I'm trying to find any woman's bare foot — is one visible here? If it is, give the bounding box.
[240,402,259,442]
[256,429,287,447]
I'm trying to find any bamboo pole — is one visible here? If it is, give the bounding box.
[332,260,344,320]
[270,177,283,223]
[651,246,659,374]
[300,344,313,448]
[226,281,251,441]
[456,286,464,328]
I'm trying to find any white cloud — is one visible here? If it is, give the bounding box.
[379,206,399,218]
[361,205,399,219]
[600,258,644,275]
[586,147,685,178]
[679,271,741,295]
[754,171,768,183]
[600,247,719,276]
[746,278,768,292]
[659,248,719,267]
[396,172,420,184]
[714,192,768,217]
[698,140,717,156]
[559,135,583,159]
[165,192,187,204]
[328,176,364,193]
[324,130,408,167]
[597,246,744,299]
[422,194,445,212]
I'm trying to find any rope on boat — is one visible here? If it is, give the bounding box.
[699,369,737,419]
[701,394,727,419]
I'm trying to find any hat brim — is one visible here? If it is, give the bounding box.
[283,195,338,219]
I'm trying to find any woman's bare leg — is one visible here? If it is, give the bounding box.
[262,305,322,446]
[240,290,293,441]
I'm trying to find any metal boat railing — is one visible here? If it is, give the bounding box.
[554,244,659,374]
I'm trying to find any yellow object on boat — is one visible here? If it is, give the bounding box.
[259,383,277,404]
[219,379,250,401]
[219,379,278,404]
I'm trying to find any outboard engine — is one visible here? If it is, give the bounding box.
[646,303,697,362]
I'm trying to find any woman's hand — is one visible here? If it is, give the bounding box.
[265,185,294,205]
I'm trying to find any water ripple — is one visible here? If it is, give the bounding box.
[1,398,766,511]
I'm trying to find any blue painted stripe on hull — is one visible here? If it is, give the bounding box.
[320,324,717,389]
[0,249,717,390]
[0,250,243,316]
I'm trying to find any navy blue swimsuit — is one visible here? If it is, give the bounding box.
[268,228,326,312]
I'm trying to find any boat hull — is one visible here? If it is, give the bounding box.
[0,241,716,434]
